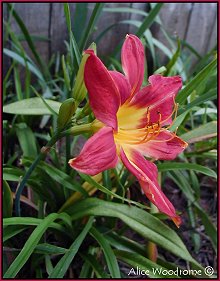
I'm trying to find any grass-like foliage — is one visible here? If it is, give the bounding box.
[3,3,217,279]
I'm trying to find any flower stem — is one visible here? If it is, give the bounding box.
[15,123,92,216]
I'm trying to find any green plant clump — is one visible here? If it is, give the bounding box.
[3,3,217,279]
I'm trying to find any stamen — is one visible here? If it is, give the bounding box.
[139,127,152,143]
[137,123,161,144]
[146,107,150,124]
[157,111,162,123]
[162,98,179,130]
[144,124,161,142]
[115,97,180,147]
[136,108,163,144]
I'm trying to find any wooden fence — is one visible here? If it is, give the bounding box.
[3,3,217,71]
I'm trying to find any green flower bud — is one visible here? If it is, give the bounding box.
[72,42,97,106]
[57,98,75,128]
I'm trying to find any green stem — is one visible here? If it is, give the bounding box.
[63,123,92,135]
[65,135,71,174]
[15,123,92,216]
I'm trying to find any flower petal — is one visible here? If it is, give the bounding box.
[69,127,118,176]
[120,148,181,226]
[116,102,146,130]
[84,50,120,130]
[130,74,182,126]
[121,34,145,95]
[135,130,188,160]
[109,70,131,105]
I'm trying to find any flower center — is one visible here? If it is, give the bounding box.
[91,99,179,155]
[114,100,179,151]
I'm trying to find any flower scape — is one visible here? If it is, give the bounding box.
[69,34,188,227]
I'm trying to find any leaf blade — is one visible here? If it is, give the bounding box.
[3,97,61,115]
[49,217,94,278]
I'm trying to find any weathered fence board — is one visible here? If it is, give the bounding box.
[11,3,50,63]
[185,3,217,57]
[152,3,217,65]
[129,3,148,34]
[50,3,68,56]
[154,3,193,40]
[207,14,217,53]
[91,3,131,56]
[3,2,217,73]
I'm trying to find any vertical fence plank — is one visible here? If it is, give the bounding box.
[90,3,131,57]
[206,14,217,53]
[129,2,148,34]
[185,3,217,65]
[50,3,68,56]
[3,3,217,76]
[11,3,50,63]
[151,3,193,64]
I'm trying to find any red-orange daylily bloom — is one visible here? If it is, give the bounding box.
[69,34,188,227]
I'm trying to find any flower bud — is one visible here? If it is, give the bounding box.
[72,42,97,106]
[57,98,75,128]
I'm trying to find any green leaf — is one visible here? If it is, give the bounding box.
[49,217,94,278]
[63,3,72,34]
[168,171,217,252]
[14,66,23,100]
[79,259,93,278]
[136,3,163,37]
[79,3,104,51]
[61,55,71,91]
[177,87,217,115]
[15,123,38,158]
[180,121,217,143]
[7,3,49,78]
[3,226,27,242]
[168,171,196,204]
[185,150,217,160]
[34,244,68,255]
[31,87,58,116]
[3,97,61,115]
[79,173,149,210]
[3,62,15,102]
[80,253,110,278]
[115,250,177,278]
[3,167,57,209]
[195,207,217,252]
[176,57,217,104]
[23,159,88,196]
[154,66,167,75]
[105,232,147,256]
[90,227,121,278]
[70,32,81,71]
[158,162,217,179]
[3,213,72,278]
[103,7,148,17]
[165,39,181,76]
[63,4,81,72]
[73,3,88,42]
[3,180,13,218]
[3,216,70,237]
[66,198,201,268]
[3,48,43,80]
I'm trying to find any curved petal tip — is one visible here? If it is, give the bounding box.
[172,215,182,228]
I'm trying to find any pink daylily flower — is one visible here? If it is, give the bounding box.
[69,34,188,227]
